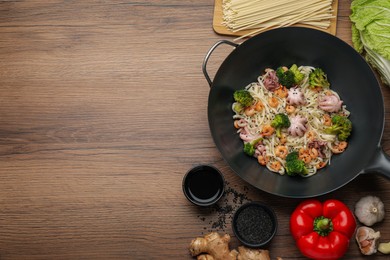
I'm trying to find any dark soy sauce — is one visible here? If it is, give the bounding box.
[184,166,224,205]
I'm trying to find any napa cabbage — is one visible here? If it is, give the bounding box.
[350,0,390,86]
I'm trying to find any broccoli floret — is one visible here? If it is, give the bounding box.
[286,151,299,162]
[276,67,295,88]
[271,113,290,138]
[285,151,308,176]
[243,143,256,156]
[324,115,352,141]
[233,90,254,107]
[309,68,330,88]
[289,64,305,84]
[285,159,308,176]
[233,103,244,113]
[243,137,263,156]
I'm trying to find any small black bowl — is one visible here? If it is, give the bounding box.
[232,202,277,247]
[182,165,225,207]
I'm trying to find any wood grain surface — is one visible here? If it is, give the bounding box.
[0,1,389,259]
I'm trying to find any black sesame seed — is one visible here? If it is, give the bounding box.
[197,181,251,232]
[235,206,274,244]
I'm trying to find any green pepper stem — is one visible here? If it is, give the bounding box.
[317,218,330,229]
[314,216,333,236]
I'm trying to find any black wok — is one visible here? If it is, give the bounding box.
[203,27,390,198]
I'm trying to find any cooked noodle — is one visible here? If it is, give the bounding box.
[232,66,350,177]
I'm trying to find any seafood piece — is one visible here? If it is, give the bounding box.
[262,69,279,91]
[244,106,256,116]
[285,105,295,114]
[330,141,348,154]
[318,94,343,112]
[308,140,328,158]
[275,145,288,159]
[288,115,308,137]
[255,101,264,111]
[261,125,275,136]
[254,144,266,158]
[239,127,261,143]
[268,97,279,108]
[234,119,247,129]
[287,87,305,106]
[275,86,288,98]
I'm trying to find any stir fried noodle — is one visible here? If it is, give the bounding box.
[232,65,351,177]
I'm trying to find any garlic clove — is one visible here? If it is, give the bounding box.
[355,226,381,255]
[378,242,390,254]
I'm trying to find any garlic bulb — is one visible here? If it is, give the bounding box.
[355,226,380,255]
[354,196,385,226]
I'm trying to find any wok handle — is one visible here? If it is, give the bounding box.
[202,40,239,87]
[361,146,390,179]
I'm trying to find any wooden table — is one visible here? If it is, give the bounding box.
[0,1,388,259]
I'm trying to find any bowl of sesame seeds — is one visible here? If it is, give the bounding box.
[232,201,277,247]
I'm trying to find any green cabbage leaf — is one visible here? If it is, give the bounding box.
[350,0,390,85]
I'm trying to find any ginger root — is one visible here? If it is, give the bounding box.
[189,232,281,260]
[237,246,271,260]
[189,232,238,260]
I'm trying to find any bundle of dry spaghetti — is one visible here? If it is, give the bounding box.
[222,0,335,40]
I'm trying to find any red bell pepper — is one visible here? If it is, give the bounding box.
[290,199,356,260]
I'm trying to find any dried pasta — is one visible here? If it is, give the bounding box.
[222,0,335,40]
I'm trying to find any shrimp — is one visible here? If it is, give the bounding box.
[275,86,288,98]
[299,148,312,163]
[255,101,264,111]
[244,106,256,116]
[261,125,275,136]
[306,131,316,141]
[258,155,268,165]
[308,148,318,159]
[300,153,312,164]
[270,161,281,171]
[316,161,327,169]
[279,134,287,144]
[234,120,240,129]
[325,90,333,96]
[323,114,332,126]
[275,145,288,159]
[234,118,246,129]
[285,105,295,114]
[268,97,279,108]
[331,141,348,154]
[311,86,322,92]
